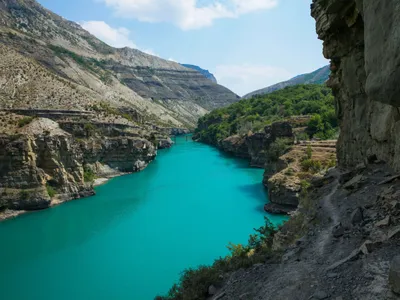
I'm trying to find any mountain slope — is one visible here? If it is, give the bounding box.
[181,64,217,83]
[0,0,239,127]
[243,65,330,99]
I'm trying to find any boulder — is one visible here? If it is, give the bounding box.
[343,175,365,190]
[208,285,217,296]
[388,226,400,240]
[360,240,382,255]
[375,216,391,227]
[332,223,345,238]
[351,207,363,225]
[264,203,296,215]
[389,256,400,294]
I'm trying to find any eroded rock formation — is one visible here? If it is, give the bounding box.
[312,0,400,171]
[0,117,156,215]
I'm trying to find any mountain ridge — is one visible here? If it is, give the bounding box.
[181,64,217,83]
[0,0,239,127]
[243,65,330,99]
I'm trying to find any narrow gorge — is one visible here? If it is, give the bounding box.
[1,0,400,299]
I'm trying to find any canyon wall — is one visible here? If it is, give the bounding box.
[0,118,156,213]
[312,0,400,170]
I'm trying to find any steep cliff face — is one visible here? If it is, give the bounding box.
[181,64,218,83]
[0,118,156,213]
[312,0,400,171]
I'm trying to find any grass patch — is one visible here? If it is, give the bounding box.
[84,168,96,183]
[17,116,34,127]
[46,184,56,198]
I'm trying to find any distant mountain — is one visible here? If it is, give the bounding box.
[181,64,217,83]
[0,0,239,127]
[243,65,330,99]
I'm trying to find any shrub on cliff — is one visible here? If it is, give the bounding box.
[194,84,336,144]
[83,168,96,182]
[17,116,34,127]
[267,138,292,162]
[307,112,337,139]
[46,184,56,198]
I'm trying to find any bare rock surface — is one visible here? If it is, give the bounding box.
[208,164,400,299]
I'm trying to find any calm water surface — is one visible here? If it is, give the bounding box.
[0,136,287,300]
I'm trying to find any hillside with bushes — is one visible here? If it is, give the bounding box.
[194,84,338,145]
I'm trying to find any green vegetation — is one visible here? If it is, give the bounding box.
[307,113,338,140]
[267,138,292,162]
[84,123,96,137]
[194,84,337,144]
[301,159,323,173]
[17,116,34,127]
[46,184,56,198]
[49,45,111,78]
[83,168,96,183]
[158,218,277,300]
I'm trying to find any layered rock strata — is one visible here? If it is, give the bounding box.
[311,0,400,171]
[0,117,156,216]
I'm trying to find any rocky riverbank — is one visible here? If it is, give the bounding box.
[206,162,400,299]
[195,116,337,215]
[264,140,337,214]
[0,114,177,220]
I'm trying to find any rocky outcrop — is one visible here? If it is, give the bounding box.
[264,140,337,211]
[311,0,400,171]
[157,137,174,149]
[204,163,400,299]
[390,256,400,294]
[220,135,250,159]
[0,118,156,215]
[181,64,217,83]
[217,120,295,167]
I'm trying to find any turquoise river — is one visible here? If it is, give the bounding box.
[0,136,287,300]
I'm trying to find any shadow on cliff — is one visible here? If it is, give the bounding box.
[216,151,259,170]
[237,183,269,213]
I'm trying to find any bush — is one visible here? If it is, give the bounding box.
[306,145,313,160]
[84,168,96,182]
[84,123,96,137]
[301,159,323,173]
[296,132,310,141]
[17,116,34,127]
[46,184,56,198]
[268,138,292,162]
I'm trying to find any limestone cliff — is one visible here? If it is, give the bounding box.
[311,0,400,171]
[0,117,156,214]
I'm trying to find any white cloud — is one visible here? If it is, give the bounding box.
[99,0,278,30]
[80,21,137,48]
[214,64,291,96]
[80,20,159,56]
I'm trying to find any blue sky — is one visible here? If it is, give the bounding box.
[37,0,328,96]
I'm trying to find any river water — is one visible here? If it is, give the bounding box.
[0,135,287,300]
